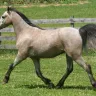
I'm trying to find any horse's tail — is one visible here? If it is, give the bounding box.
[79,26,87,49]
[79,24,96,49]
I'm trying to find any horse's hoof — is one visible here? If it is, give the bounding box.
[92,82,96,88]
[2,82,7,85]
[2,80,8,85]
[3,81,8,84]
[48,83,55,89]
[3,77,9,84]
[56,85,63,89]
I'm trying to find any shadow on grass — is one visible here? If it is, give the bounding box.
[63,85,96,90]
[15,84,48,89]
[15,84,96,91]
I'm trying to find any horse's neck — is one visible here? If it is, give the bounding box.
[11,12,30,36]
[11,12,41,40]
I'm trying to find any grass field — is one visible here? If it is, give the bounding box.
[0,50,96,96]
[0,0,96,19]
[0,0,96,96]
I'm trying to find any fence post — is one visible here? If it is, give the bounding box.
[70,16,74,27]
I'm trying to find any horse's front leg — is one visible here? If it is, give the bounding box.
[3,52,27,84]
[32,58,55,88]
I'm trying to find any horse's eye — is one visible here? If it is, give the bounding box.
[2,16,6,19]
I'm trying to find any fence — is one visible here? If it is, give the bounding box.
[0,17,96,49]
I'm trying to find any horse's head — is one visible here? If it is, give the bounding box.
[0,7,12,29]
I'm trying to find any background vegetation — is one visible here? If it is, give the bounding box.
[0,0,96,96]
[0,0,88,4]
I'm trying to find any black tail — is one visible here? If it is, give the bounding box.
[79,26,87,48]
[79,24,96,49]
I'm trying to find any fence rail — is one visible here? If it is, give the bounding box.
[0,18,96,49]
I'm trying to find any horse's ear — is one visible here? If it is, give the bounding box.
[7,6,11,14]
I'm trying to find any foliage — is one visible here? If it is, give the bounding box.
[0,0,88,4]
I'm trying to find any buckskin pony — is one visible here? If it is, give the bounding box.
[0,7,96,88]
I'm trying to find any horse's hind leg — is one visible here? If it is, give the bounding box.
[56,54,73,88]
[75,56,96,88]
[32,58,54,88]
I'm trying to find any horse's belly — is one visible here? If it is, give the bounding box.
[38,49,64,58]
[28,47,64,58]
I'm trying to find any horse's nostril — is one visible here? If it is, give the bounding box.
[2,16,6,19]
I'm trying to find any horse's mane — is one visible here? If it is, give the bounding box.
[8,7,43,29]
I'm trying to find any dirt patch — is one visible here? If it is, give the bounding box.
[78,0,89,5]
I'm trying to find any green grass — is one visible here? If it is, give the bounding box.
[0,50,96,96]
[0,0,95,19]
[13,0,96,19]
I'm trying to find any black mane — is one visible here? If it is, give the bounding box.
[8,7,43,29]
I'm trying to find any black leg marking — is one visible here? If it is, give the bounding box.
[36,69,54,88]
[32,58,54,88]
[75,56,96,88]
[3,52,27,84]
[56,54,73,88]
[3,63,14,84]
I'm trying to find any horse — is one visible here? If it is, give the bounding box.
[0,6,96,88]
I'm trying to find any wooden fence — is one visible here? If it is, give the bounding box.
[0,17,96,49]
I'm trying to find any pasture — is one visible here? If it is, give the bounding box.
[0,0,96,96]
[0,50,96,96]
